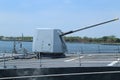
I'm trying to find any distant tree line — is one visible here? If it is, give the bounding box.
[64,35,120,43]
[0,35,120,43]
[0,36,33,42]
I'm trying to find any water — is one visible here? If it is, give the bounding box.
[67,42,120,53]
[0,41,120,54]
[0,41,32,53]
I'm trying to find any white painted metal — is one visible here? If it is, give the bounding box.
[32,28,67,54]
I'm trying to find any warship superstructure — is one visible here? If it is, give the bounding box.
[0,18,119,80]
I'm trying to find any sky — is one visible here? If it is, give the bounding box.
[0,0,120,38]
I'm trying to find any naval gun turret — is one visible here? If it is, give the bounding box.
[32,18,119,58]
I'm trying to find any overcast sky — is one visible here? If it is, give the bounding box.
[0,0,120,37]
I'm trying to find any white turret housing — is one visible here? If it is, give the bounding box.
[32,28,67,57]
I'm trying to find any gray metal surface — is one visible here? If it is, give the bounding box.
[0,53,120,69]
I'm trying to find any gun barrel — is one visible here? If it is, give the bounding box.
[61,18,119,36]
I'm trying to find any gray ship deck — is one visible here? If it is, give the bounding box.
[0,53,120,69]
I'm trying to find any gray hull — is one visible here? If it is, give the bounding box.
[0,67,120,80]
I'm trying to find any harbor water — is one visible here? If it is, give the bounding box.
[0,41,120,54]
